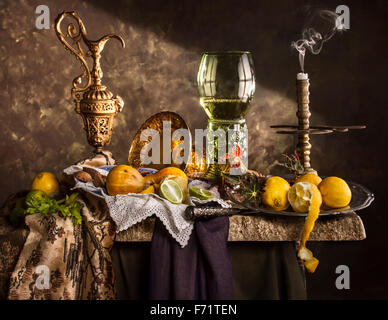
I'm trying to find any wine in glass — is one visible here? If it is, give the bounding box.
[197,51,256,176]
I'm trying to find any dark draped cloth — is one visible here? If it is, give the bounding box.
[148,216,233,300]
[112,216,307,300]
[112,238,307,300]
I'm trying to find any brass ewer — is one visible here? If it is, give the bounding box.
[55,11,125,153]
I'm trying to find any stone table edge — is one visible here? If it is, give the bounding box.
[115,212,366,242]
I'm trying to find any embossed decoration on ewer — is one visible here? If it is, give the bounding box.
[55,11,125,153]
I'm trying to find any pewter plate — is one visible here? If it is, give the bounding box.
[230,179,374,217]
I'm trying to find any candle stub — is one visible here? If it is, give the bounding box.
[297,73,309,80]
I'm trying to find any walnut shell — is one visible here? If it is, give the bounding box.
[75,171,93,183]
[82,167,106,188]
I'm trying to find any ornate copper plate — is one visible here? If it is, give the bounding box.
[128,111,192,171]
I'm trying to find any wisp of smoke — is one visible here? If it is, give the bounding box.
[291,10,346,73]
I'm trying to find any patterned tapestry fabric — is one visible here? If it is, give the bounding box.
[8,213,83,300]
[1,189,116,300]
[77,190,116,300]
[0,192,29,300]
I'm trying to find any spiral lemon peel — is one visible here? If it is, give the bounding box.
[289,182,322,273]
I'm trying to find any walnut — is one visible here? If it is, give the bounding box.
[75,171,92,183]
[82,167,106,188]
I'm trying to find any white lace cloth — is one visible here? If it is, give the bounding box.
[63,165,230,247]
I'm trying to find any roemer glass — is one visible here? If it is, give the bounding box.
[197,51,256,176]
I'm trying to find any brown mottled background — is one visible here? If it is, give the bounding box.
[0,0,387,299]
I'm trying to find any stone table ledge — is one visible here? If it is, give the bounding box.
[115,212,366,242]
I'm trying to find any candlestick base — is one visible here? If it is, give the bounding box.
[270,124,366,173]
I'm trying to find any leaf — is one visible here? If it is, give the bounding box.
[70,206,82,225]
[26,207,39,214]
[23,191,82,226]
[67,193,79,205]
[59,206,71,217]
[39,202,52,214]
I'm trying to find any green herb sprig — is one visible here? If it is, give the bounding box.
[10,192,82,226]
[277,150,304,178]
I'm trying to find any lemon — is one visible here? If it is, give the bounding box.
[295,173,322,186]
[106,165,145,195]
[143,167,188,202]
[26,189,48,201]
[318,176,352,208]
[189,186,213,200]
[159,179,183,204]
[31,172,59,196]
[144,167,188,185]
[140,185,155,194]
[262,176,290,211]
[25,190,48,208]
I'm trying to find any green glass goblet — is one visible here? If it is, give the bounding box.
[197,51,256,176]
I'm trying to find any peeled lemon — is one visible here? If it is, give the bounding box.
[295,173,322,186]
[288,181,322,212]
[318,176,352,208]
[262,176,290,211]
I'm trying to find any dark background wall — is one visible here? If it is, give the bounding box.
[0,0,387,299]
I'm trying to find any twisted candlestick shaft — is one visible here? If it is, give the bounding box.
[296,78,315,173]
